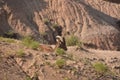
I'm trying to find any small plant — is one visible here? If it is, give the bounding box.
[55,59,66,68]
[22,36,39,50]
[93,62,108,74]
[5,38,15,43]
[64,77,71,80]
[26,76,32,80]
[45,61,51,65]
[22,36,32,46]
[4,30,15,38]
[43,18,50,25]
[40,31,47,36]
[77,41,83,49]
[52,23,59,29]
[66,35,79,46]
[56,48,66,56]
[16,49,25,57]
[30,41,39,50]
[0,37,15,43]
[40,32,48,44]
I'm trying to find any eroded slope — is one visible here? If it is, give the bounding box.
[0,0,120,50]
[0,38,120,80]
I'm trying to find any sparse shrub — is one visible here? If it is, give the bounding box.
[22,36,39,50]
[93,62,108,74]
[45,61,51,65]
[52,23,59,29]
[77,41,83,49]
[40,31,47,36]
[66,35,79,46]
[26,76,32,80]
[44,18,50,25]
[0,37,15,43]
[40,32,48,44]
[30,41,39,50]
[5,30,14,37]
[22,36,32,46]
[56,48,66,56]
[56,59,66,68]
[16,49,25,57]
[64,77,71,80]
[5,38,15,43]
[3,30,18,39]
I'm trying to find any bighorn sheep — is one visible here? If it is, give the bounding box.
[39,36,67,52]
[54,35,67,51]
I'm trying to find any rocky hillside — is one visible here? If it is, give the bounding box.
[0,0,120,50]
[1,0,120,80]
[0,37,120,80]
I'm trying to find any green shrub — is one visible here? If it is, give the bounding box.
[66,35,79,46]
[77,41,83,48]
[22,36,39,50]
[16,49,25,57]
[30,41,39,50]
[56,59,66,68]
[43,18,50,25]
[52,23,59,29]
[22,36,32,46]
[45,61,51,65]
[5,38,15,43]
[5,30,15,37]
[93,62,108,74]
[0,37,15,43]
[26,76,32,80]
[64,77,71,80]
[56,48,66,56]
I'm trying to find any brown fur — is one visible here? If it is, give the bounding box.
[39,44,54,52]
[38,36,67,52]
[55,36,67,51]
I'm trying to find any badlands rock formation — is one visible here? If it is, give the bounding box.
[0,0,120,50]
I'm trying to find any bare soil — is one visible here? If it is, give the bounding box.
[0,40,120,80]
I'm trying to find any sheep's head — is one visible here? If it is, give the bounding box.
[55,36,67,51]
[56,36,63,43]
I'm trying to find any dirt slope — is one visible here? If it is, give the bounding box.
[0,39,120,80]
[0,57,29,80]
[0,0,120,50]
